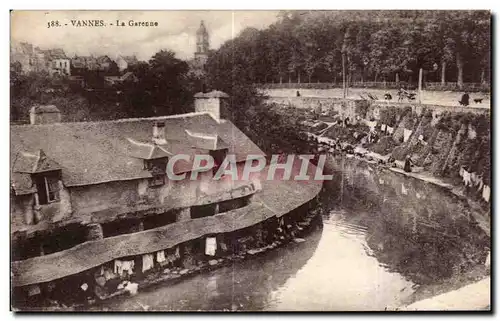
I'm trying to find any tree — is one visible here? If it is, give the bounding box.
[146,50,192,115]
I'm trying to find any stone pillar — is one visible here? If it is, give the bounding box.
[86,223,104,241]
[25,196,35,225]
[56,180,72,222]
[193,90,229,121]
[176,207,191,222]
[33,193,42,223]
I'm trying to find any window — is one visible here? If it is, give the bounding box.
[35,173,60,205]
[210,149,228,175]
[144,158,168,172]
[149,175,165,187]
[45,176,60,202]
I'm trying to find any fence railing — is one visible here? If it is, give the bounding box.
[258,81,490,92]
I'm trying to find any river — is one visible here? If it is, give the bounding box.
[86,157,489,312]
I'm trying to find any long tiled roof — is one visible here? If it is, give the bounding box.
[10,112,265,189]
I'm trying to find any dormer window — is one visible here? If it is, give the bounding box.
[144,158,168,173]
[144,157,168,187]
[210,148,228,175]
[12,150,63,205]
[149,175,165,187]
[34,171,61,205]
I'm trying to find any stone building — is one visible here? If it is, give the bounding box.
[10,92,322,305]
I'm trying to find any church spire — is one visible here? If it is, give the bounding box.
[195,20,209,54]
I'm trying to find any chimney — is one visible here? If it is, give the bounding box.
[29,105,61,125]
[193,90,229,121]
[152,121,167,145]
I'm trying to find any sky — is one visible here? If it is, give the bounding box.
[10,10,280,61]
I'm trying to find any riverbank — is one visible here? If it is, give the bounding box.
[400,276,490,311]
[321,151,490,310]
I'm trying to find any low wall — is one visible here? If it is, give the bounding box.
[259,82,490,92]
[267,96,489,116]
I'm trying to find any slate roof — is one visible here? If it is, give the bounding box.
[127,138,171,160]
[184,130,230,150]
[30,105,60,114]
[194,90,229,99]
[13,149,62,173]
[43,48,67,59]
[10,112,265,190]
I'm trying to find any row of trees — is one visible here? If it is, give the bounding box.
[206,10,490,87]
[11,50,198,122]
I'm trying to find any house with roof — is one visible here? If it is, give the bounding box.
[11,42,71,76]
[43,49,71,76]
[115,55,139,72]
[104,71,138,86]
[10,91,322,305]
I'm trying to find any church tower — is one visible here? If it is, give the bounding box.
[194,20,209,66]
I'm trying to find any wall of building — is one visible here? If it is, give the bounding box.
[30,112,62,125]
[11,194,34,226]
[69,180,140,217]
[195,98,220,120]
[267,97,489,118]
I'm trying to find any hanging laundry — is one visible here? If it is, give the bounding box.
[387,126,394,134]
[459,166,464,177]
[205,237,217,256]
[220,242,228,251]
[114,260,122,275]
[156,250,166,263]
[142,254,154,273]
[463,170,471,187]
[367,121,377,132]
[124,260,135,275]
[403,129,412,142]
[80,283,88,291]
[175,246,180,259]
[482,185,490,203]
[381,124,386,132]
[115,260,135,277]
[401,184,408,195]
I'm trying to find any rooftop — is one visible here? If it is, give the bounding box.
[11,112,265,191]
[194,90,229,99]
[30,105,60,114]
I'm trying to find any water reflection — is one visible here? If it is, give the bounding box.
[325,156,490,287]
